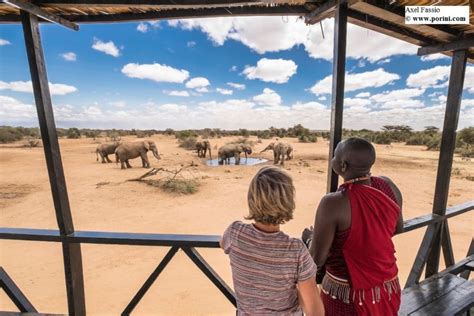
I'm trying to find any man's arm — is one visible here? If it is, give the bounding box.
[297,277,325,316]
[309,194,341,268]
[380,176,404,234]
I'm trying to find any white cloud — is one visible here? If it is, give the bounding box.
[229,65,238,72]
[61,52,76,61]
[243,58,297,84]
[196,87,209,93]
[227,82,245,90]
[407,66,450,89]
[318,96,327,101]
[0,39,11,46]
[92,38,120,57]
[121,63,189,83]
[137,22,149,33]
[0,80,77,95]
[185,77,210,89]
[0,96,36,122]
[355,92,371,98]
[370,88,425,103]
[377,58,391,64]
[109,101,127,108]
[169,17,416,62]
[407,66,474,93]
[216,88,233,95]
[421,53,449,61]
[345,98,371,107]
[166,90,190,97]
[187,41,196,48]
[310,68,400,95]
[158,103,187,113]
[253,88,282,106]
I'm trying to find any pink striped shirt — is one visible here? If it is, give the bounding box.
[222,221,316,315]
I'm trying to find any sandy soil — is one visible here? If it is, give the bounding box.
[1,135,473,315]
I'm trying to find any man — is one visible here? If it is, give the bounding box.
[305,137,403,315]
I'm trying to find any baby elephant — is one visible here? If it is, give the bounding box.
[96,142,120,163]
[261,142,293,165]
[115,140,160,169]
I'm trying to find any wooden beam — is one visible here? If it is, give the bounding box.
[405,224,440,288]
[326,1,347,193]
[4,0,78,30]
[0,5,309,23]
[0,267,37,312]
[305,0,338,24]
[418,37,474,56]
[35,0,312,5]
[21,11,85,315]
[122,247,179,315]
[426,49,468,278]
[460,239,474,279]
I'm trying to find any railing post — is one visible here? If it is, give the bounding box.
[425,49,467,278]
[327,0,347,193]
[21,11,86,315]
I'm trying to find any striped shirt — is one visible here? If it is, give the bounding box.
[222,221,317,315]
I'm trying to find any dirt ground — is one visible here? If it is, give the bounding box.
[1,135,473,315]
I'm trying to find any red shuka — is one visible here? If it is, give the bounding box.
[342,182,401,315]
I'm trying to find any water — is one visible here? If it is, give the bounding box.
[206,157,268,166]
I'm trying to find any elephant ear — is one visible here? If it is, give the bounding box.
[143,141,150,151]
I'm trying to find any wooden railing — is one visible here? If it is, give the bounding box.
[1,200,472,314]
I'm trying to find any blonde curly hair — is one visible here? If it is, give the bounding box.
[246,166,295,225]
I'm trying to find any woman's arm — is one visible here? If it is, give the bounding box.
[379,176,404,234]
[297,277,325,316]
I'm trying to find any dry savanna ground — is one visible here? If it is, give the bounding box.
[1,135,473,315]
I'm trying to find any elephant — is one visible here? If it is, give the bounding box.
[261,142,293,165]
[115,140,160,169]
[218,143,252,165]
[196,140,212,159]
[96,142,120,163]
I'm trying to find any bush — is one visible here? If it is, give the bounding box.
[457,127,474,145]
[175,130,197,140]
[23,137,41,148]
[66,128,81,139]
[178,137,197,150]
[298,134,317,143]
[373,132,392,145]
[406,134,432,146]
[426,137,441,151]
[457,146,474,158]
[160,179,199,194]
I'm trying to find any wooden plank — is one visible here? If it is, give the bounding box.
[401,200,474,233]
[326,1,347,193]
[182,247,236,307]
[351,0,459,41]
[20,11,85,315]
[418,37,474,56]
[0,228,221,247]
[0,268,37,312]
[305,0,338,24]
[400,273,467,315]
[440,221,455,268]
[409,279,474,316]
[460,239,474,279]
[34,0,316,6]
[122,247,179,315]
[426,49,468,278]
[405,224,439,289]
[4,0,78,30]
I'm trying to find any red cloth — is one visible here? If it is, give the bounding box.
[342,181,401,315]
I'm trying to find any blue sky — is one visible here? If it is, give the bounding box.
[0,17,472,130]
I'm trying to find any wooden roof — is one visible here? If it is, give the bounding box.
[0,0,473,61]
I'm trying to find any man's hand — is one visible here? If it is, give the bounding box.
[302,226,314,248]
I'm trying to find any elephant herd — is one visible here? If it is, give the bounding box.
[95,139,293,169]
[95,140,160,169]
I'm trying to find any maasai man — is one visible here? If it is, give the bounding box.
[306,137,403,315]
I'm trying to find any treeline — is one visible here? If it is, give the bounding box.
[0,125,472,157]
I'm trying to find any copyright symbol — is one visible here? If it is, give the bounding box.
[406,16,411,21]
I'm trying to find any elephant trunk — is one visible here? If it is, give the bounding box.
[153,149,161,160]
[208,148,212,160]
[96,149,99,161]
[115,152,119,164]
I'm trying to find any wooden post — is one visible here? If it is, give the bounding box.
[21,11,86,315]
[327,0,347,193]
[425,49,467,278]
